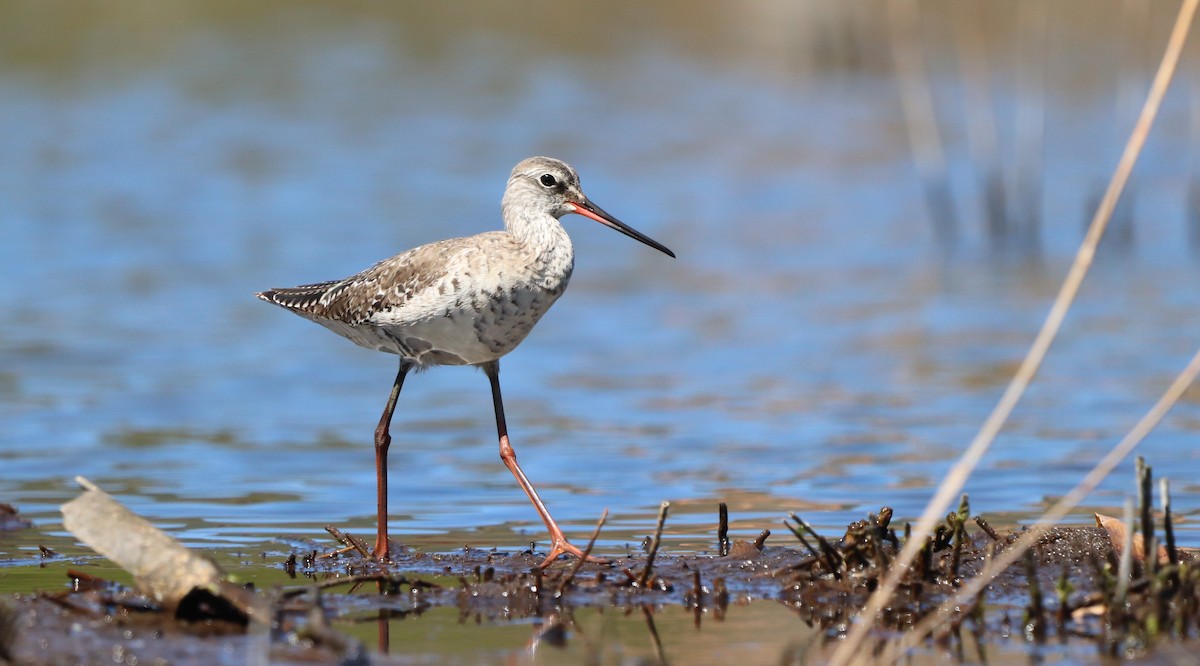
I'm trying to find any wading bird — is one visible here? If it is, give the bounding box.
[257,157,674,565]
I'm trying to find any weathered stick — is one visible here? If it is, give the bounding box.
[61,476,263,623]
[62,477,222,606]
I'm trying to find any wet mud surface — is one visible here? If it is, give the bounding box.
[6,499,1191,665]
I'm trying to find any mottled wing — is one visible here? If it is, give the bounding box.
[256,236,492,324]
[316,245,452,324]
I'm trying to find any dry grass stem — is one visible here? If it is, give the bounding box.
[834,0,1200,662]
[877,346,1200,663]
[639,502,670,587]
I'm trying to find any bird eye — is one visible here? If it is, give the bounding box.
[539,174,558,187]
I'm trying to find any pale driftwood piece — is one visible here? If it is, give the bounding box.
[1095,512,1170,564]
[61,476,261,621]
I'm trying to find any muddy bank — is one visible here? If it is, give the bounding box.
[4,495,1186,665]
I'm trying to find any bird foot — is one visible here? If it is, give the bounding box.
[371,536,395,563]
[536,537,609,569]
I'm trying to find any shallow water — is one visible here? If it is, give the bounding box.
[2,0,1199,608]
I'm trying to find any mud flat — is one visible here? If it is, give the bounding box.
[2,492,1195,665]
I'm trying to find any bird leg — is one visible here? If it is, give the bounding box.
[482,361,609,569]
[372,360,411,561]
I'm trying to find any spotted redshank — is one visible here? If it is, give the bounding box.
[257,157,674,565]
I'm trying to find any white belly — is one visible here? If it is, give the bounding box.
[315,285,563,367]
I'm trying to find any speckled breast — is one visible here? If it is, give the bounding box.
[327,281,567,368]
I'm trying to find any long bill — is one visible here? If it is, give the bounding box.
[568,198,676,258]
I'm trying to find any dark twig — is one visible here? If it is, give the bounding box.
[276,573,422,601]
[718,503,730,557]
[639,502,670,587]
[556,509,609,597]
[686,568,700,628]
[1162,478,1178,565]
[317,545,358,560]
[753,529,770,550]
[689,570,703,628]
[324,526,371,559]
[1054,564,1073,628]
[867,524,890,572]
[974,516,1000,541]
[789,513,843,579]
[1137,457,1154,574]
[782,519,818,558]
[772,556,820,578]
[876,507,894,531]
[1023,547,1045,641]
[950,495,969,578]
[933,524,950,551]
[641,605,669,666]
[919,535,933,584]
[66,569,111,592]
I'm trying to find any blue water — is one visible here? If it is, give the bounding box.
[2,3,1199,559]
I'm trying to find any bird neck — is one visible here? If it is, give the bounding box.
[501,204,574,266]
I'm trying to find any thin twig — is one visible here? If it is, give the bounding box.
[641,605,669,666]
[974,516,1000,541]
[639,502,670,587]
[323,526,371,559]
[832,0,1200,660]
[718,502,730,557]
[1137,457,1154,574]
[949,495,970,578]
[1162,478,1178,565]
[277,573,414,600]
[782,518,819,557]
[1023,546,1045,641]
[790,513,844,578]
[861,522,890,574]
[556,509,609,597]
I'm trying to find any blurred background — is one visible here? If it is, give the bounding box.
[2,0,1199,556]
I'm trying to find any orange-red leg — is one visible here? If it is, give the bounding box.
[482,361,608,568]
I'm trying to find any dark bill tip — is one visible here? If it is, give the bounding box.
[570,200,675,258]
